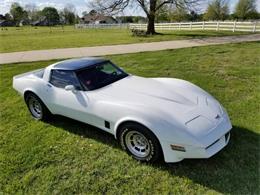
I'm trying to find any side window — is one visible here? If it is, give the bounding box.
[100,63,114,74]
[98,63,122,75]
[50,70,81,89]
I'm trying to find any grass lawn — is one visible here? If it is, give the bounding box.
[0,25,252,53]
[0,42,259,194]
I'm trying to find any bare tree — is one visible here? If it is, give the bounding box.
[25,3,40,23]
[63,4,76,24]
[64,3,76,14]
[90,0,202,34]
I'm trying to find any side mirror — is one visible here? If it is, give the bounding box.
[65,85,77,93]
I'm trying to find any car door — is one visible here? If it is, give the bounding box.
[45,69,95,124]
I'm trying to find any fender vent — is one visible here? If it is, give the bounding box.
[105,121,110,129]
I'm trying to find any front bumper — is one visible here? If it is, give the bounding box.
[161,113,232,163]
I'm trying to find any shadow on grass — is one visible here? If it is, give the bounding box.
[48,116,259,194]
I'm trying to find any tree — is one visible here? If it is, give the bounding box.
[41,7,60,26]
[234,0,258,20]
[155,5,169,22]
[169,6,190,22]
[203,0,229,20]
[4,13,13,21]
[25,3,41,23]
[188,10,202,21]
[90,0,201,34]
[82,11,88,16]
[63,4,76,24]
[10,2,28,25]
[116,16,134,23]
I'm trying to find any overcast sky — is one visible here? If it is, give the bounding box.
[0,0,260,16]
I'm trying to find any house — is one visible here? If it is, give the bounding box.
[19,19,30,26]
[81,10,117,24]
[0,14,15,27]
[0,14,5,20]
[0,20,15,27]
[31,16,49,26]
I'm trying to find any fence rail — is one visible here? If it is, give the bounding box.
[75,21,260,32]
[129,21,260,32]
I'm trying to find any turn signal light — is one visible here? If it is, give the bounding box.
[170,144,186,152]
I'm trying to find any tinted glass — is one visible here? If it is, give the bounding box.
[50,70,81,89]
[77,61,128,90]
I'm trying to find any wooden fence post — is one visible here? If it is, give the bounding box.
[253,22,256,32]
[179,23,181,30]
[202,21,205,30]
[216,21,219,31]
[233,21,236,32]
[190,22,192,30]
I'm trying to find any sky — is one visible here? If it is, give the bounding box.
[0,0,260,16]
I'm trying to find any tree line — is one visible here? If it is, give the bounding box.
[1,2,80,26]
[156,0,259,22]
[1,0,259,31]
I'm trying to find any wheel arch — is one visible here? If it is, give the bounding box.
[115,119,164,160]
[23,89,52,114]
[114,117,151,139]
[115,119,162,147]
[24,89,37,101]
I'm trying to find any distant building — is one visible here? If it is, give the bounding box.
[19,19,30,26]
[0,14,5,20]
[81,10,117,24]
[0,20,15,27]
[31,17,49,26]
[0,14,15,27]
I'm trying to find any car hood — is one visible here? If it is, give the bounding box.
[97,76,223,137]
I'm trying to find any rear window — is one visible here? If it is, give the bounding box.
[49,69,81,89]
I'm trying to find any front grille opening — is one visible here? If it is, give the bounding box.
[225,132,230,142]
[206,138,220,149]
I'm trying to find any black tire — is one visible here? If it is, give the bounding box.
[118,122,162,162]
[25,92,51,121]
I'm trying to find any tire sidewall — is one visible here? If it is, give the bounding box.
[25,93,45,120]
[119,123,161,162]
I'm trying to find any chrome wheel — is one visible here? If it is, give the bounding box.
[28,96,42,118]
[125,130,151,158]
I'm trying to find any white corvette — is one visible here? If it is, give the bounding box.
[13,57,232,163]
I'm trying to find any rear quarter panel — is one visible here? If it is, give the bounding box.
[13,72,50,109]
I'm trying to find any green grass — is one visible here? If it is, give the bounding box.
[0,25,251,53]
[0,42,259,194]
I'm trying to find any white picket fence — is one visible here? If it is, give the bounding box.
[129,21,260,32]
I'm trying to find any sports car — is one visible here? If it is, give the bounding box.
[13,57,232,162]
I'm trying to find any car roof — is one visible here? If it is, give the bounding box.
[52,57,108,71]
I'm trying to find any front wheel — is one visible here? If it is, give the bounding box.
[25,93,51,121]
[119,123,162,162]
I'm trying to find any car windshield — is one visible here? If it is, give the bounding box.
[76,61,128,91]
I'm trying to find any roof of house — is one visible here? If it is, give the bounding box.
[82,12,117,23]
[53,57,108,70]
[0,14,6,20]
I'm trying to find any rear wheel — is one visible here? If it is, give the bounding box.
[25,93,51,121]
[118,122,162,162]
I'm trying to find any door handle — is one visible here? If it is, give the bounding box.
[47,83,52,88]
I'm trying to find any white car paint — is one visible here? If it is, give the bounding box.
[13,60,232,163]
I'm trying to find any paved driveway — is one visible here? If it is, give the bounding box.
[1,34,259,64]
